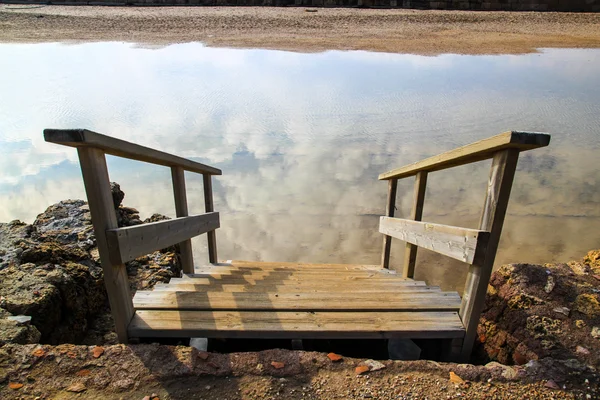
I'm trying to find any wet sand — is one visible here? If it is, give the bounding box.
[2,6,600,54]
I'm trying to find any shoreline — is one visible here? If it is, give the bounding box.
[1,6,600,54]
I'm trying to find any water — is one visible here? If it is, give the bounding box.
[1,43,599,291]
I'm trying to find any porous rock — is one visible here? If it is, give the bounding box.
[0,184,182,345]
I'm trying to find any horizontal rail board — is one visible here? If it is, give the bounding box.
[44,129,221,175]
[106,212,220,264]
[153,283,442,293]
[379,131,550,180]
[379,217,490,265]
[128,310,465,339]
[133,290,461,311]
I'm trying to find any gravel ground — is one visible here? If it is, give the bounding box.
[1,6,600,54]
[1,344,598,399]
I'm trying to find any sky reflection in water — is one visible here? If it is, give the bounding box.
[0,43,599,291]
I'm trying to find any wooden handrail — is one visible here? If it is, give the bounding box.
[105,213,220,265]
[379,217,490,265]
[44,129,221,176]
[45,128,222,342]
[379,131,550,180]
[379,131,551,360]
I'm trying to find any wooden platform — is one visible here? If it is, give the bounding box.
[128,261,465,340]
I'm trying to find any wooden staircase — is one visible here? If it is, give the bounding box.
[44,128,550,361]
[129,261,464,340]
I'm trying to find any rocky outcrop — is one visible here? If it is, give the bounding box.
[476,250,600,368]
[0,183,182,345]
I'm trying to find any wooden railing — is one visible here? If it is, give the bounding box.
[44,129,221,342]
[379,131,551,359]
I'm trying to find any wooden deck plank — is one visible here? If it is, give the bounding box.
[188,268,400,278]
[152,283,442,293]
[182,272,415,281]
[173,276,428,286]
[128,310,465,339]
[133,291,461,311]
[228,261,386,270]
[193,265,397,275]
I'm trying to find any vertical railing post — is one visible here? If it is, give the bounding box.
[402,171,428,278]
[203,174,218,264]
[77,147,134,343]
[459,148,520,360]
[381,178,398,269]
[171,166,195,274]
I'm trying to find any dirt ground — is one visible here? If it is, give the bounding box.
[1,5,600,54]
[1,344,598,399]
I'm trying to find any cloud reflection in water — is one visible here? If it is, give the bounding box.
[0,43,599,291]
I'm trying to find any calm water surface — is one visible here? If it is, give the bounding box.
[1,43,599,291]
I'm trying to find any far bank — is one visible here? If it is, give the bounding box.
[1,6,600,54]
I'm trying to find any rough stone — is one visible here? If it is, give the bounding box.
[0,309,41,345]
[0,184,182,345]
[476,255,600,368]
[574,294,600,317]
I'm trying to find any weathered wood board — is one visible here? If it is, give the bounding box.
[106,212,219,264]
[133,290,461,311]
[129,310,465,339]
[379,131,550,180]
[379,217,489,265]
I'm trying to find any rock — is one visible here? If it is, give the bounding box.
[0,309,41,344]
[592,327,600,339]
[327,353,343,362]
[544,275,555,293]
[574,294,600,317]
[355,365,369,375]
[553,307,570,316]
[507,293,544,309]
[501,366,519,380]
[484,362,519,379]
[271,361,285,369]
[513,351,528,365]
[476,255,600,368]
[449,371,464,384]
[7,315,32,325]
[363,359,386,371]
[8,382,24,390]
[526,316,562,340]
[111,182,125,209]
[190,337,208,351]
[0,184,182,345]
[545,379,560,390]
[65,382,86,393]
[583,250,600,273]
[576,346,590,355]
[92,345,104,358]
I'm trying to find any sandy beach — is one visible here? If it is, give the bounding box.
[2,5,600,54]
